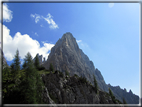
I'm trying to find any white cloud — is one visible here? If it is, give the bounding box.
[3,3,13,22]
[31,13,59,29]
[77,40,89,48]
[3,25,54,61]
[108,3,114,8]
[76,40,82,43]
[30,14,40,23]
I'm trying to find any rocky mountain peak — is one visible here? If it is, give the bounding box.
[43,32,139,104]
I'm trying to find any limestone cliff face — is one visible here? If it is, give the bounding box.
[108,84,139,104]
[33,53,43,65]
[42,71,122,104]
[43,32,139,104]
[43,32,108,92]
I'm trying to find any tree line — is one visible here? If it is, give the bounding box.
[2,50,44,104]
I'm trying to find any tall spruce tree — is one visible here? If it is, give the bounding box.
[20,52,43,103]
[21,52,37,103]
[49,63,54,72]
[34,54,40,70]
[93,75,98,94]
[11,49,21,83]
[123,97,127,104]
[109,88,116,103]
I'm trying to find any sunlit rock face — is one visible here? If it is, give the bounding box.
[43,32,139,104]
[43,32,108,92]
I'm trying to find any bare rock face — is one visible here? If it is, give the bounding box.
[43,32,108,92]
[42,72,120,104]
[108,84,139,104]
[43,32,139,104]
[33,53,43,65]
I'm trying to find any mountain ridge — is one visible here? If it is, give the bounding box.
[42,32,139,104]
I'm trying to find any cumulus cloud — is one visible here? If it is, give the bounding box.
[3,25,54,61]
[31,13,59,29]
[3,3,13,22]
[108,3,114,8]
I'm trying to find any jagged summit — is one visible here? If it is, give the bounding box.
[62,32,74,39]
[43,32,108,92]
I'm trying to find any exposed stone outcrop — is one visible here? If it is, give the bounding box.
[43,32,139,104]
[33,53,46,65]
[108,84,139,104]
[42,72,122,105]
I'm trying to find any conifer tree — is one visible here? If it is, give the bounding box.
[21,52,37,103]
[11,49,21,80]
[123,97,127,104]
[65,70,69,76]
[93,75,98,94]
[34,54,40,70]
[109,88,116,103]
[20,52,44,103]
[49,63,54,72]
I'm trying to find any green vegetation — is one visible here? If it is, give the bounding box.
[49,92,57,103]
[93,75,99,94]
[2,50,44,104]
[65,70,69,76]
[59,71,64,77]
[109,88,116,103]
[123,97,127,104]
[74,74,79,78]
[49,63,54,72]
[79,76,88,84]
[34,53,40,70]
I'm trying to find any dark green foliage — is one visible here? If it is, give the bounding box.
[38,65,45,71]
[34,54,40,70]
[79,76,87,84]
[65,70,69,76]
[93,75,98,94]
[21,52,37,103]
[49,92,57,103]
[109,88,116,103]
[49,63,54,72]
[74,74,79,78]
[59,71,64,78]
[2,51,44,104]
[123,97,127,104]
[11,49,21,80]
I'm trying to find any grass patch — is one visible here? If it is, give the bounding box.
[38,70,50,75]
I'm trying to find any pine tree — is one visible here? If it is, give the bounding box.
[34,54,40,70]
[20,52,44,104]
[93,75,98,94]
[123,97,127,104]
[11,49,21,81]
[21,52,37,103]
[49,63,54,72]
[109,88,116,103]
[65,70,69,76]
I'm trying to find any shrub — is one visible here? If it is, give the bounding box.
[65,70,69,76]
[38,66,45,71]
[79,76,87,84]
[74,74,79,78]
[59,71,64,78]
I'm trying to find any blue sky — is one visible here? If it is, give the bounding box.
[2,2,140,97]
